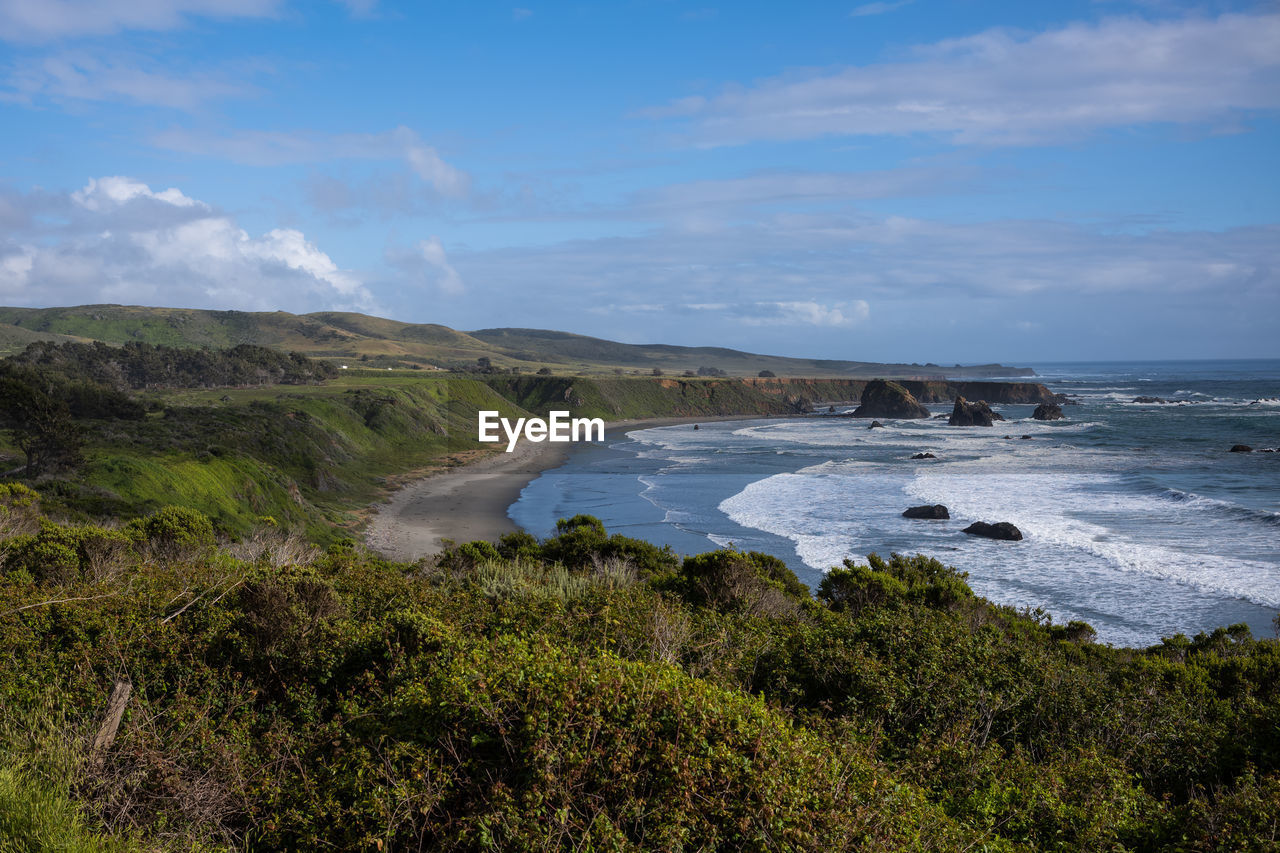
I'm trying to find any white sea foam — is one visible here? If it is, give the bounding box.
[905,462,1280,608]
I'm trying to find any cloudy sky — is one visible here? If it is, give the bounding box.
[1,0,1277,362]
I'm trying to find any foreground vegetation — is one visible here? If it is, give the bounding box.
[2,488,1278,851]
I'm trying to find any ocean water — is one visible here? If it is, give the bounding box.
[509,361,1280,646]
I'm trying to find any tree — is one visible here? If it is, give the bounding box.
[0,377,83,477]
[758,370,776,378]
[536,367,552,376]
[651,368,664,376]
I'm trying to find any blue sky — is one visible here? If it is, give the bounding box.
[1,0,1277,362]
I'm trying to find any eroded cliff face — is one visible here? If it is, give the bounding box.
[741,377,1060,406]
[479,375,1061,421]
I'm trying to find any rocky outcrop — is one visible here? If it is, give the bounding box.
[963,521,1023,541]
[933,381,1059,404]
[1133,396,1169,404]
[869,421,884,429]
[903,504,949,519]
[851,380,930,420]
[1230,444,1253,453]
[949,397,1004,427]
[1032,403,1064,421]
[910,452,936,459]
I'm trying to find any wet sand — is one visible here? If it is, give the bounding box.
[364,416,749,561]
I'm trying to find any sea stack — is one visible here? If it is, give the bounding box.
[851,379,931,420]
[903,505,950,519]
[963,521,1023,541]
[949,397,1004,427]
[1032,403,1064,421]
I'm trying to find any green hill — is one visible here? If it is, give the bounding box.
[0,304,1034,378]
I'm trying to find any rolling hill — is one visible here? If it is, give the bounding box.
[0,304,1035,378]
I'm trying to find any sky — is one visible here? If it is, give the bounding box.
[1,0,1277,363]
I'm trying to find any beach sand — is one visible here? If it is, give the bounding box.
[364,416,750,561]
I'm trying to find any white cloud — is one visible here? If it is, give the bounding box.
[6,51,259,110]
[635,166,972,213]
[0,0,281,42]
[416,236,465,295]
[0,177,374,312]
[688,300,870,327]
[405,210,1278,359]
[762,300,869,327]
[153,126,471,198]
[849,1,912,18]
[642,12,1280,146]
[71,176,200,211]
[338,0,378,17]
[5,51,258,109]
[384,236,465,296]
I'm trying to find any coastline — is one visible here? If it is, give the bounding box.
[364,414,758,561]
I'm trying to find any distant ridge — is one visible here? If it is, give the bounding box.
[0,304,1035,379]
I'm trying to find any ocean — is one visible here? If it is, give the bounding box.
[509,360,1280,646]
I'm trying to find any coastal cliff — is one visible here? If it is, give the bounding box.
[482,375,1060,420]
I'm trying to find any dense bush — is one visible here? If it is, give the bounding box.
[2,509,1279,850]
[7,341,335,390]
[125,506,215,562]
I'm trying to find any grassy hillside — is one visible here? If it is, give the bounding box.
[469,326,1034,379]
[0,339,1059,545]
[0,304,1036,378]
[0,322,83,357]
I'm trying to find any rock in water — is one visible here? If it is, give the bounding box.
[910,452,936,459]
[949,397,1004,426]
[869,421,884,429]
[1133,396,1169,404]
[963,521,1023,541]
[903,504,949,519]
[1032,403,1064,421]
[1230,444,1253,452]
[851,379,931,420]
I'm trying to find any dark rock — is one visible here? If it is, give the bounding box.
[1032,403,1064,421]
[1021,435,1033,440]
[851,379,931,420]
[1230,444,1252,452]
[693,424,700,430]
[903,504,949,519]
[910,452,936,459]
[950,397,1004,426]
[963,521,1023,541]
[1003,435,1012,439]
[933,414,949,420]
[869,421,884,429]
[1133,396,1169,404]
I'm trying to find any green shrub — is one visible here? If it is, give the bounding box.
[0,482,41,537]
[679,549,807,616]
[126,505,215,562]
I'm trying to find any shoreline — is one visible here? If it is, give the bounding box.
[363,414,762,561]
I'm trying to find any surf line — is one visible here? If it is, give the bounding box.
[478,410,605,453]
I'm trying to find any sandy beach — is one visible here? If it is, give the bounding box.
[364,416,746,561]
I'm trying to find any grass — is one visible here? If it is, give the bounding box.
[0,304,1034,378]
[1,368,1051,545]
